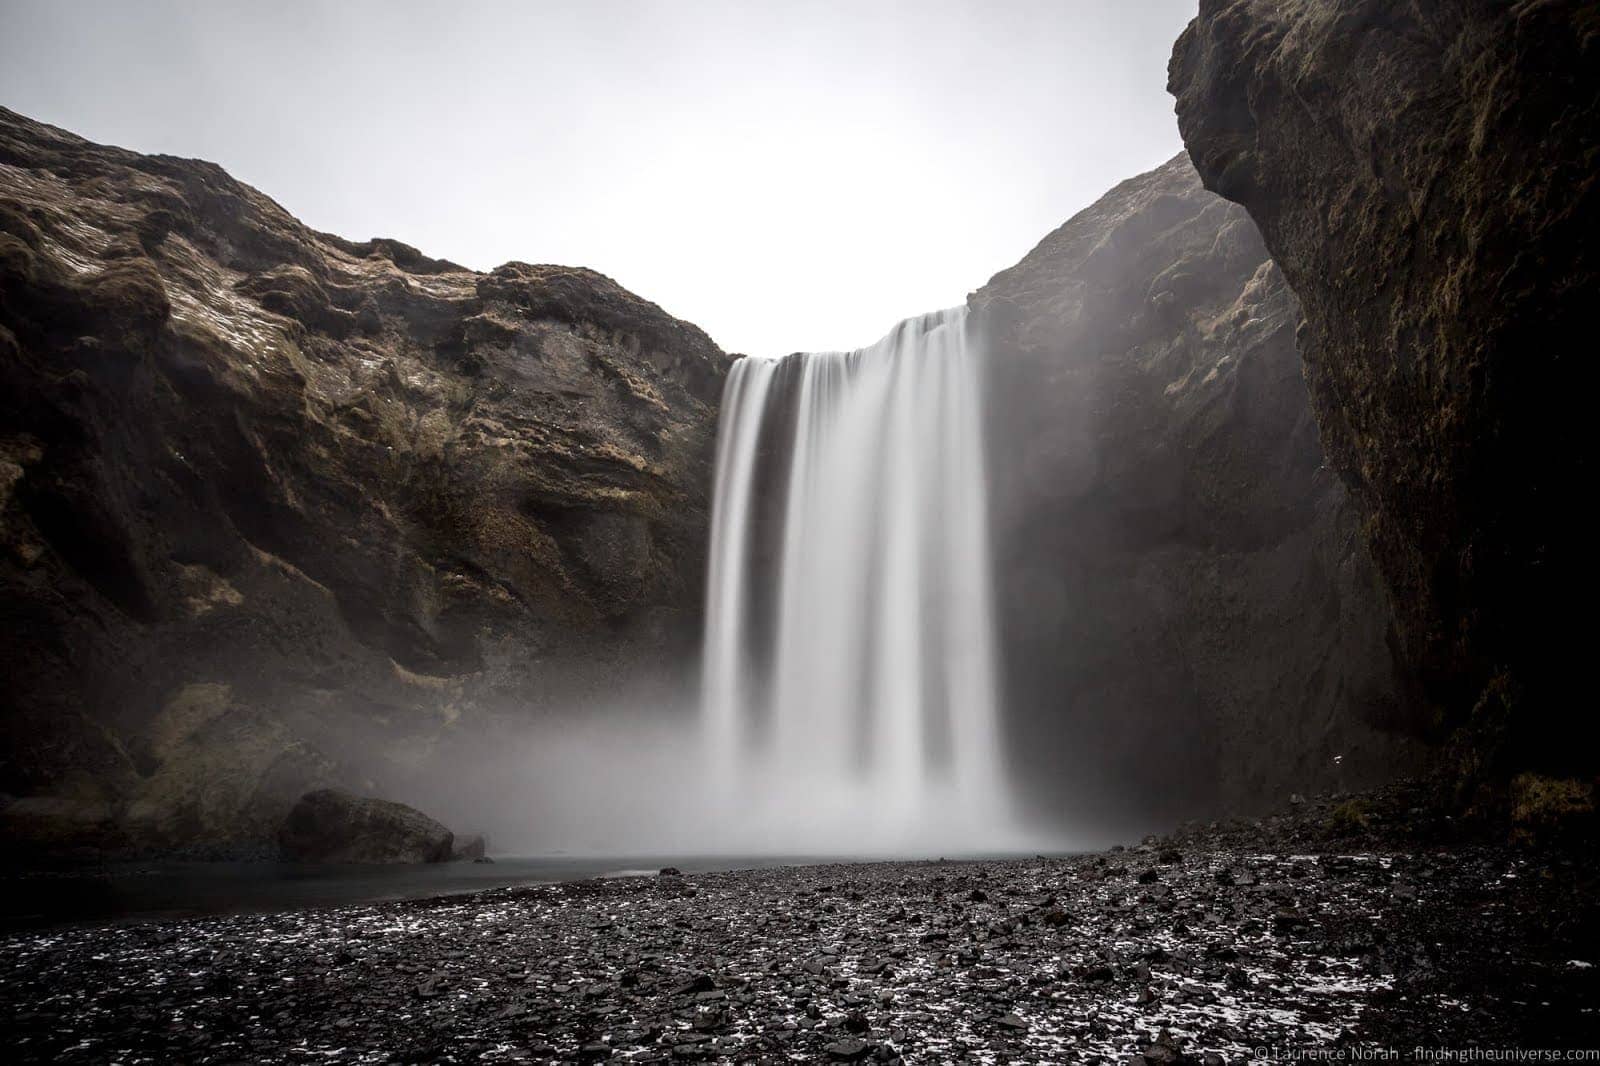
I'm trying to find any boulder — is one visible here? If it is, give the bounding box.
[277,789,453,864]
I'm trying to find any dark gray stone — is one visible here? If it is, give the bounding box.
[277,789,453,864]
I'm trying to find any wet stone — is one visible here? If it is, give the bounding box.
[825,1037,873,1060]
[675,974,716,995]
[1,782,1591,1064]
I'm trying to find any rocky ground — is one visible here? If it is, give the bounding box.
[3,784,1597,1064]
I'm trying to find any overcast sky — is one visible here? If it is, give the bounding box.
[0,0,1195,357]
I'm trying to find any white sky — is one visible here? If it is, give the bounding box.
[0,0,1195,357]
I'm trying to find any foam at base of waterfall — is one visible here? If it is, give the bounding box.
[694,758,1036,856]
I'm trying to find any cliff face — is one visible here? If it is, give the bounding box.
[0,108,729,855]
[1169,2,1600,782]
[974,154,1420,829]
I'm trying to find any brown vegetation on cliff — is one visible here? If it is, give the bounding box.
[0,107,729,854]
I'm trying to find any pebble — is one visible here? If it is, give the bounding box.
[0,781,1592,1062]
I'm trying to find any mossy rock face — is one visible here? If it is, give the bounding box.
[0,104,731,857]
[1326,798,1374,836]
[234,266,350,337]
[84,258,170,338]
[1172,0,1600,779]
[1509,774,1597,844]
[0,791,130,856]
[0,233,39,287]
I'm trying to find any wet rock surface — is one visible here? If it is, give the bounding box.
[973,154,1419,828]
[0,107,730,856]
[276,790,454,865]
[4,786,1596,1063]
[1168,1,1600,770]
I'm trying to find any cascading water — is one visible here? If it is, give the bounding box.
[702,307,1017,852]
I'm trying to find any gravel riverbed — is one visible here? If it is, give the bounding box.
[4,790,1597,1064]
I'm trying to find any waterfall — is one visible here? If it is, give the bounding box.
[701,307,1014,852]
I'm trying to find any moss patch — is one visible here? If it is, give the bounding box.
[1327,798,1374,835]
[1509,773,1596,841]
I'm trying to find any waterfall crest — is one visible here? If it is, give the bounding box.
[702,307,1013,852]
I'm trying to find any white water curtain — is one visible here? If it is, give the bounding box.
[701,308,1012,852]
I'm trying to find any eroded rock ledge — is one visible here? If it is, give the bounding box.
[1169,1,1600,784]
[0,107,731,855]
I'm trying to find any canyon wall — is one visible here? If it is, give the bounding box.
[0,108,729,855]
[0,98,1440,853]
[1169,1,1600,791]
[975,154,1421,829]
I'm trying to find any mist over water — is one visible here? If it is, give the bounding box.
[700,308,1030,854]
[398,312,1067,859]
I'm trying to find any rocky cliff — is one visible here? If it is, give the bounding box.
[974,154,1421,829]
[1169,2,1600,789]
[0,107,729,855]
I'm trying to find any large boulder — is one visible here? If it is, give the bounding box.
[277,789,454,864]
[1169,1,1600,782]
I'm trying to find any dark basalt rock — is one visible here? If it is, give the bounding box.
[277,788,453,864]
[1168,1,1600,783]
[973,154,1422,828]
[9,813,1591,1061]
[825,1038,872,1061]
[0,107,731,855]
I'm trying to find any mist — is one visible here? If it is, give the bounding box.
[390,693,1091,859]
